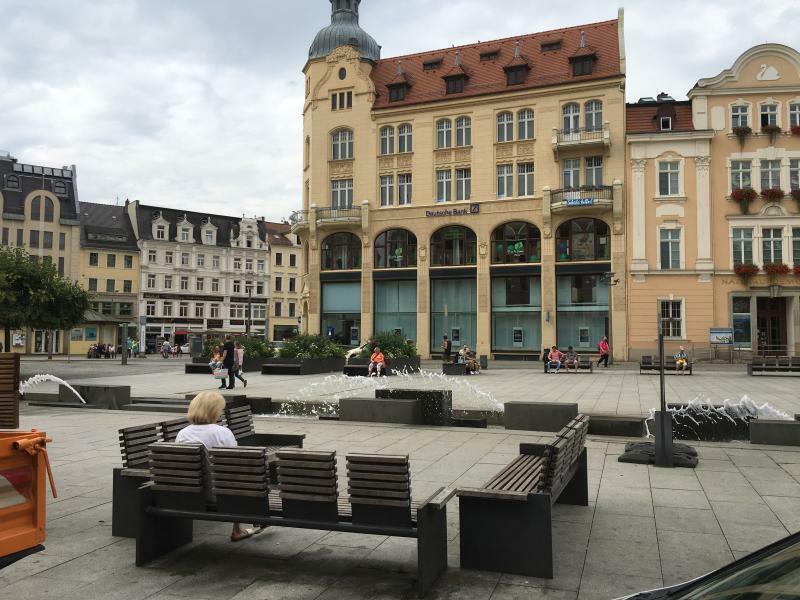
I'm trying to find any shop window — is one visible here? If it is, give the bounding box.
[321,232,361,270]
[430,226,476,267]
[491,222,541,264]
[555,218,610,262]
[374,229,417,269]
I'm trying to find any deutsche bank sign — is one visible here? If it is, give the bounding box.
[565,198,594,207]
[425,203,481,218]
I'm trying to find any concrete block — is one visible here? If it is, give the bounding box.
[442,363,469,376]
[503,401,578,432]
[589,415,645,438]
[59,384,131,410]
[750,420,800,446]
[375,389,452,426]
[339,397,422,424]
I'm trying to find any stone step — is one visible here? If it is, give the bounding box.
[28,401,97,409]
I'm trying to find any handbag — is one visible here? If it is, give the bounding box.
[213,368,229,379]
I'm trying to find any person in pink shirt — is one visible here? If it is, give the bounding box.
[547,346,564,374]
[597,336,610,368]
[232,341,248,388]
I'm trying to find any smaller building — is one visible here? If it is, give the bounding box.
[264,222,302,341]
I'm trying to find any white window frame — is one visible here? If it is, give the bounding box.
[657,160,681,197]
[195,304,204,318]
[146,301,156,316]
[790,159,800,192]
[658,298,685,339]
[180,276,189,291]
[211,278,220,293]
[730,159,752,192]
[456,168,471,201]
[517,163,534,197]
[147,274,156,290]
[148,249,157,263]
[759,101,779,128]
[398,124,413,153]
[331,179,354,209]
[731,227,754,266]
[165,251,173,265]
[379,174,394,207]
[436,119,452,149]
[398,173,412,205]
[563,158,580,189]
[584,100,603,132]
[660,116,672,131]
[163,302,173,317]
[760,159,782,190]
[204,230,214,245]
[456,116,471,147]
[257,259,265,273]
[497,112,514,143]
[164,275,173,290]
[790,102,800,129]
[212,255,220,269]
[585,156,603,188]
[197,254,205,267]
[331,129,354,160]
[379,126,394,155]
[731,104,750,129]
[181,252,190,266]
[518,109,534,140]
[196,277,205,292]
[179,303,189,318]
[210,304,220,318]
[155,225,166,240]
[497,164,513,199]
[436,169,451,202]
[562,103,580,132]
[180,228,190,242]
[658,225,683,271]
[761,226,784,265]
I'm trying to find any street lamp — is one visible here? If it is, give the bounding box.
[654,313,681,468]
[600,272,620,363]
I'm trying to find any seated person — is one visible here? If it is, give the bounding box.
[176,392,265,542]
[547,346,564,374]
[368,346,386,376]
[674,346,689,373]
[467,351,480,375]
[458,345,470,364]
[564,346,579,373]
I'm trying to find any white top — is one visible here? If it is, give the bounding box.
[175,424,237,449]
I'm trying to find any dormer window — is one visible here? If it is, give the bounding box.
[4,174,20,190]
[156,225,166,240]
[246,237,253,249]
[506,66,528,86]
[660,117,673,131]
[423,58,443,71]
[388,84,407,102]
[571,56,595,76]
[541,40,562,52]
[445,76,465,94]
[52,180,68,196]
[479,49,500,61]
[204,230,214,245]
[180,228,190,242]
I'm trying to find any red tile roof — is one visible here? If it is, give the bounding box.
[371,19,621,110]
[626,102,695,134]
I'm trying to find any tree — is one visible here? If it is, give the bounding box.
[29,270,91,359]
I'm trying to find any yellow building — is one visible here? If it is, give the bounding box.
[265,222,303,341]
[0,152,81,354]
[71,202,140,356]
[294,1,629,360]
[627,44,800,359]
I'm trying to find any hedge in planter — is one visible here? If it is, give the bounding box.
[278,334,346,360]
[358,332,419,360]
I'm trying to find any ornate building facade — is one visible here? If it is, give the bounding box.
[294,0,629,359]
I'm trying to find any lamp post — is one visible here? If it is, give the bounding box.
[654,314,680,468]
[119,322,129,366]
[601,272,620,363]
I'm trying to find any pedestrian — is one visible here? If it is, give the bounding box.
[597,336,610,368]
[233,341,248,388]
[220,334,236,390]
[441,335,452,363]
[162,340,171,359]
[0,341,4,352]
[109,344,116,359]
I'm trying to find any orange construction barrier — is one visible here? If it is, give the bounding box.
[0,429,56,568]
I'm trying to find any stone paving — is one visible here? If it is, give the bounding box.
[3,405,800,599]
[19,358,800,417]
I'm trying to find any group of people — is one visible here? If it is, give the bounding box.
[160,340,184,359]
[86,343,116,359]
[208,335,247,390]
[544,336,611,374]
[439,336,481,374]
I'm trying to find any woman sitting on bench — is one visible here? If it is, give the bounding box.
[674,346,689,374]
[175,392,265,542]
[368,346,386,377]
[564,346,579,373]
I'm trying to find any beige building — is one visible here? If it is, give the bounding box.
[265,222,303,341]
[627,44,800,359]
[295,1,628,359]
[0,152,81,354]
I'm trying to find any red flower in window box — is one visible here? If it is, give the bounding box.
[791,189,800,205]
[763,263,791,278]
[761,188,785,202]
[734,263,760,281]
[732,126,752,145]
[794,265,800,277]
[731,188,758,214]
[792,125,800,137]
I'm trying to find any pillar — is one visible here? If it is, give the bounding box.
[540,187,556,348]
[630,158,648,273]
[695,155,713,273]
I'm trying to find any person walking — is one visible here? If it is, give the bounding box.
[162,340,171,359]
[233,341,248,387]
[220,334,236,390]
[441,335,452,363]
[597,336,610,368]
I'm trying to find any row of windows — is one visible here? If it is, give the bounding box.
[145,249,275,270]
[321,219,610,270]
[144,275,270,294]
[730,101,800,129]
[88,252,134,269]
[1,227,67,251]
[732,226,800,267]
[87,279,133,293]
[13,253,66,276]
[144,301,272,319]
[731,159,800,191]
[152,224,262,249]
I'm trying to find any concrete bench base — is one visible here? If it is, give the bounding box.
[185,363,212,374]
[59,384,131,409]
[343,365,392,377]
[442,363,470,376]
[750,420,800,446]
[339,397,422,424]
[375,389,452,426]
[503,401,579,432]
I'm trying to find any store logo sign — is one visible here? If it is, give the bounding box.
[565,198,594,207]
[426,203,481,218]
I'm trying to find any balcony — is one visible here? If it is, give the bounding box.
[552,125,611,152]
[289,207,361,234]
[550,186,613,213]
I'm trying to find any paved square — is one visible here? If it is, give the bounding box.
[4,404,800,599]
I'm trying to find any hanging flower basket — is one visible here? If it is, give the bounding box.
[732,126,752,145]
[731,188,758,214]
[761,124,782,144]
[761,188,785,202]
[792,125,800,137]
[734,263,760,285]
[763,263,791,279]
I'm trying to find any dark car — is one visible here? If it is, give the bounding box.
[618,530,800,598]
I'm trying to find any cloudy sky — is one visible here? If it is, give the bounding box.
[2,0,798,221]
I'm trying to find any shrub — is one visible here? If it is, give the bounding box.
[732,125,752,145]
[241,337,274,358]
[203,338,222,357]
[731,188,758,214]
[358,332,419,359]
[278,334,346,360]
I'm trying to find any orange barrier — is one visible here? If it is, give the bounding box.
[0,430,56,564]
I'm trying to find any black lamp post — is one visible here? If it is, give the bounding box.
[654,315,678,468]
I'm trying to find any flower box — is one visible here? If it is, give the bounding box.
[761,188,785,202]
[731,188,758,214]
[763,263,791,278]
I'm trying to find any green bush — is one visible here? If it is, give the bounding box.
[278,334,346,360]
[202,336,274,358]
[358,332,418,359]
[203,338,222,357]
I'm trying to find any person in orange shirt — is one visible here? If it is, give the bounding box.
[368,346,386,377]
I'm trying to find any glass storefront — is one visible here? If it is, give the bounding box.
[321,281,361,346]
[33,330,61,354]
[374,280,417,342]
[430,278,476,352]
[556,274,608,350]
[732,296,752,348]
[491,276,541,351]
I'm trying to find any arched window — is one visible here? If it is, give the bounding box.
[497,111,514,143]
[30,196,41,221]
[518,109,534,140]
[398,123,413,153]
[562,103,580,132]
[53,181,68,196]
[374,229,417,268]
[491,222,541,264]
[321,232,362,270]
[585,100,603,131]
[5,174,20,190]
[436,119,452,149]
[379,126,394,155]
[431,226,477,266]
[555,218,610,262]
[44,197,54,222]
[456,116,471,147]
[331,128,354,160]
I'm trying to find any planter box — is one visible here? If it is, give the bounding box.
[750,419,800,446]
[503,401,578,432]
[443,363,469,376]
[347,356,421,375]
[375,389,452,426]
[339,397,422,424]
[241,357,274,373]
[262,357,345,376]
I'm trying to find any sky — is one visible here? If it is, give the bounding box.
[1,0,799,221]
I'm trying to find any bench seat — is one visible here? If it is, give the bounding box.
[640,356,693,375]
[748,357,800,376]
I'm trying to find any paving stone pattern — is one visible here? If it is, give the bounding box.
[4,405,800,599]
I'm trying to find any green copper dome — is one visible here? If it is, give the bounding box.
[309,0,381,63]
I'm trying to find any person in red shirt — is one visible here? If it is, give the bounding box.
[597,336,611,368]
[368,347,386,377]
[547,346,564,374]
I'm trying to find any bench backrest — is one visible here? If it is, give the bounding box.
[209,446,270,515]
[347,454,412,527]
[224,405,255,441]
[119,423,162,469]
[161,418,191,442]
[0,354,20,429]
[778,356,791,366]
[540,416,589,494]
[148,442,205,495]
[276,450,338,520]
[792,357,800,367]
[578,356,592,368]
[641,356,653,366]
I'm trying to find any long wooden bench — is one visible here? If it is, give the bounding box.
[748,356,800,376]
[543,355,594,373]
[135,447,454,597]
[112,406,305,538]
[457,415,590,578]
[0,354,21,429]
[640,355,693,375]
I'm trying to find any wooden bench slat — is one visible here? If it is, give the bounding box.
[347,454,409,465]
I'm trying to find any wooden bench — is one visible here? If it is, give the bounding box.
[135,447,455,597]
[640,355,693,375]
[542,356,594,373]
[748,356,800,376]
[0,354,21,429]
[457,415,590,578]
[342,364,393,377]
